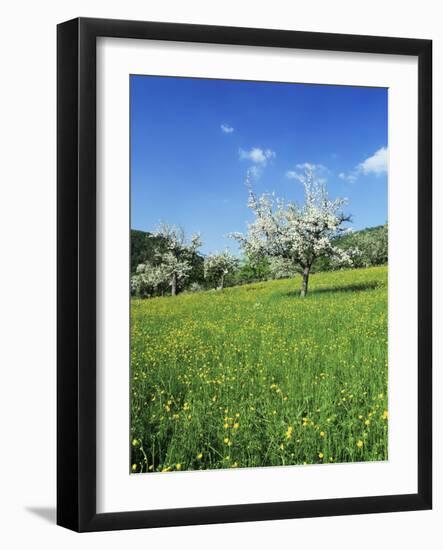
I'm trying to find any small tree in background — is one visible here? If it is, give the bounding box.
[131,262,169,297]
[204,250,238,289]
[231,169,354,296]
[158,251,193,295]
[153,223,202,296]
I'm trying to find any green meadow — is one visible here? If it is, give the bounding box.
[130,265,388,473]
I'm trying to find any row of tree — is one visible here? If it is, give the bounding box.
[131,169,388,297]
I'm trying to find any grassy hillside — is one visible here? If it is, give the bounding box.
[131,265,388,473]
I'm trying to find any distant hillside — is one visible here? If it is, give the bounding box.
[315,224,388,272]
[336,224,388,267]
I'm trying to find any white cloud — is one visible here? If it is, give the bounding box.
[239,147,276,166]
[339,171,358,183]
[295,162,327,172]
[286,170,300,180]
[248,165,263,179]
[286,162,328,183]
[221,123,234,134]
[358,147,388,175]
[339,147,388,183]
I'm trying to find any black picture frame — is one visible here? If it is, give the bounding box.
[57,17,432,532]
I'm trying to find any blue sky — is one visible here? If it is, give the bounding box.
[131,75,388,255]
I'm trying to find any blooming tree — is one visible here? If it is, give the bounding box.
[231,169,354,296]
[204,250,238,289]
[131,262,169,297]
[153,223,202,296]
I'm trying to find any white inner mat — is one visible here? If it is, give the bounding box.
[97,37,418,513]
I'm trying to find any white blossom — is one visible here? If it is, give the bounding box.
[131,262,169,297]
[268,257,298,280]
[136,223,202,296]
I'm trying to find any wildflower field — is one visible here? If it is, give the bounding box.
[130,265,388,473]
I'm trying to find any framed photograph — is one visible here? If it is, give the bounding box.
[57,17,432,532]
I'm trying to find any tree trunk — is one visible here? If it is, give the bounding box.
[171,273,177,296]
[300,266,310,297]
[218,273,225,290]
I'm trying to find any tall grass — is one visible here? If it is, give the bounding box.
[130,266,388,473]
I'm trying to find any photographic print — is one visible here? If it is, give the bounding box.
[129,75,388,474]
